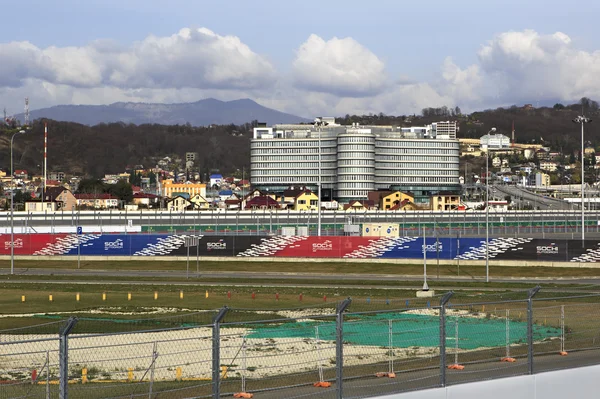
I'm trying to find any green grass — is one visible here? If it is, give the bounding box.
[3,259,600,280]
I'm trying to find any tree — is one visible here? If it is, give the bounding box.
[553,103,565,110]
[569,153,576,164]
[76,179,105,194]
[108,180,133,204]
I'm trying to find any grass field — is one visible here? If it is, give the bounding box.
[2,256,600,399]
[2,259,600,278]
[1,258,600,332]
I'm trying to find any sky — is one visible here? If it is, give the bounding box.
[1,0,600,118]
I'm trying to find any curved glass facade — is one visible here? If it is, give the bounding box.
[251,123,460,203]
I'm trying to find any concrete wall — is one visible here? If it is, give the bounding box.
[376,364,600,399]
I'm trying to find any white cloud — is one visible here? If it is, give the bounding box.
[477,29,600,103]
[0,27,276,91]
[439,57,483,104]
[4,28,600,119]
[292,34,386,97]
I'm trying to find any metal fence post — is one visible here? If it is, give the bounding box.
[59,317,78,399]
[527,286,541,375]
[212,306,229,399]
[336,298,352,399]
[439,291,454,387]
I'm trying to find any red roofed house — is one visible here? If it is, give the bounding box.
[131,185,142,195]
[74,193,119,209]
[14,170,27,179]
[244,195,280,210]
[224,193,243,210]
[45,179,61,187]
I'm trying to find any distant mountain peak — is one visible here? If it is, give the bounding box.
[18,98,309,126]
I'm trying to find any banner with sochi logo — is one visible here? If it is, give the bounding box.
[2,233,600,262]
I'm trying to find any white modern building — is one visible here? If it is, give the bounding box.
[480,133,511,150]
[251,121,460,204]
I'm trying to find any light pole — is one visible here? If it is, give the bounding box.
[485,127,496,283]
[10,129,26,275]
[573,116,592,240]
[313,118,328,236]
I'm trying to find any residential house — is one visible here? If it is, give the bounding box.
[535,172,550,187]
[389,199,418,211]
[245,189,276,201]
[585,146,595,156]
[42,187,77,210]
[282,186,310,206]
[368,190,414,210]
[14,169,27,179]
[218,189,233,202]
[209,174,223,188]
[102,173,130,185]
[166,195,195,211]
[539,161,558,172]
[492,157,501,167]
[25,200,58,212]
[48,171,65,182]
[431,194,461,211]
[245,195,280,210]
[45,179,61,187]
[132,193,161,208]
[293,190,318,211]
[190,193,210,209]
[344,200,376,211]
[161,179,206,199]
[535,149,550,160]
[74,194,119,209]
[224,193,243,210]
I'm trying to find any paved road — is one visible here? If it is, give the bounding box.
[218,348,600,399]
[494,185,575,210]
[3,268,600,291]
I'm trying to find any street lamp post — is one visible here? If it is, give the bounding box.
[573,116,592,240]
[314,118,328,237]
[485,127,496,283]
[10,129,26,275]
[318,124,322,237]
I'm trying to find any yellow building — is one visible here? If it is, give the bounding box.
[293,191,319,211]
[368,190,415,210]
[161,179,206,199]
[382,191,414,210]
[431,194,461,211]
[190,193,211,209]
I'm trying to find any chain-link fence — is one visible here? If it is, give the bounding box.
[2,290,600,399]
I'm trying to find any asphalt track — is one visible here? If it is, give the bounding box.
[223,348,600,399]
[2,268,600,292]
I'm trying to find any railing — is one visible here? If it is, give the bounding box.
[3,208,600,238]
[2,290,600,398]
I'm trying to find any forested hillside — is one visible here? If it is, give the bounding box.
[0,120,254,178]
[1,99,598,178]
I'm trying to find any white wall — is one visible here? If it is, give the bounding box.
[376,364,600,399]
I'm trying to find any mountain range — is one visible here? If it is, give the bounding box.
[16,98,310,126]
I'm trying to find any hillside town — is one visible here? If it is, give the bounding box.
[1,114,597,213]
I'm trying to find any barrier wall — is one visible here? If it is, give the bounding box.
[1,233,599,262]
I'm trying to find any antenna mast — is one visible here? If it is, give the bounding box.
[511,120,515,147]
[24,97,30,126]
